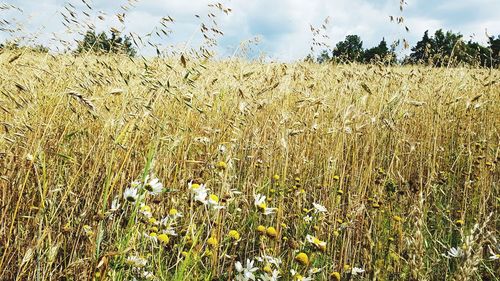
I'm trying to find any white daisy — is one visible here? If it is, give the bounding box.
[488,245,500,260]
[262,207,277,215]
[351,267,365,275]
[190,182,209,204]
[109,196,121,212]
[290,270,312,281]
[163,226,178,236]
[312,202,327,213]
[306,234,326,250]
[254,194,266,209]
[144,176,163,195]
[126,255,147,268]
[235,259,259,281]
[123,187,139,203]
[442,247,464,258]
[260,269,280,281]
[303,215,313,223]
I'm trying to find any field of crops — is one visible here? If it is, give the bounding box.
[0,51,499,280]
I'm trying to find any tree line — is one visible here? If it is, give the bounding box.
[2,28,500,67]
[311,29,500,68]
[1,29,136,57]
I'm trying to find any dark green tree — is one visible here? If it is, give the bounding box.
[363,38,395,63]
[488,35,500,67]
[431,29,464,66]
[316,50,331,63]
[462,40,491,67]
[331,35,364,63]
[76,29,136,56]
[409,30,433,64]
[410,29,466,66]
[0,41,49,53]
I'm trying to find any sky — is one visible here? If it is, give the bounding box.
[1,0,500,61]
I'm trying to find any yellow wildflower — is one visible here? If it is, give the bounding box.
[295,252,309,266]
[228,230,240,240]
[266,226,278,239]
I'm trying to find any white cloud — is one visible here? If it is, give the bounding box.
[2,0,500,60]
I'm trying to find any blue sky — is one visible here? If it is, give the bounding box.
[1,0,500,60]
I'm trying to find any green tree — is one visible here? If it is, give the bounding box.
[316,50,331,63]
[76,29,136,56]
[410,30,433,64]
[463,41,491,67]
[332,35,364,63]
[488,35,500,67]
[363,38,395,64]
[0,41,49,53]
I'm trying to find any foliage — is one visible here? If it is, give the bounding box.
[331,34,364,63]
[75,29,136,57]
[408,29,500,67]
[0,41,49,53]
[316,30,500,68]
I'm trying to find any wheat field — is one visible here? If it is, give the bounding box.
[0,51,499,280]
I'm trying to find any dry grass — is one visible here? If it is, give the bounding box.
[0,50,499,280]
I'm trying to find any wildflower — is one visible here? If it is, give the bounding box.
[343,264,351,271]
[312,203,327,213]
[123,187,139,203]
[273,174,280,181]
[126,255,147,268]
[216,161,227,170]
[144,176,163,195]
[83,225,94,237]
[309,267,322,274]
[228,230,241,240]
[169,208,183,219]
[190,182,208,204]
[290,270,312,281]
[163,226,178,236]
[330,271,341,281]
[207,237,218,248]
[254,194,276,215]
[261,269,280,281]
[109,196,121,212]
[140,204,152,218]
[351,267,365,275]
[256,255,282,267]
[393,215,402,222]
[306,234,327,252]
[148,217,158,225]
[266,227,278,239]
[217,144,226,154]
[263,207,277,215]
[263,264,272,274]
[455,219,464,227]
[254,194,267,210]
[488,246,499,260]
[142,271,155,280]
[442,247,464,258]
[333,175,340,181]
[208,194,225,209]
[157,233,169,244]
[303,215,313,223]
[337,189,343,195]
[256,225,267,235]
[295,252,309,266]
[234,259,258,281]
